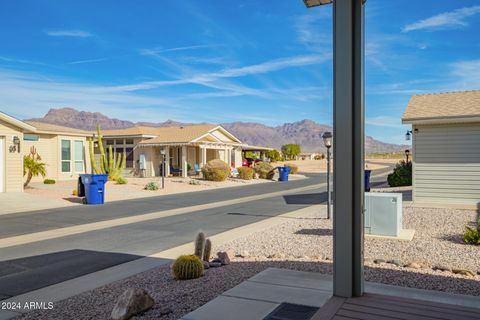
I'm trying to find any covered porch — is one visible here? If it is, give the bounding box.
[136,142,239,178]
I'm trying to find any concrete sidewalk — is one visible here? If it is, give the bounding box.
[0,193,76,216]
[182,268,480,320]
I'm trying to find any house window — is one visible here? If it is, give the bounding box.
[24,134,40,141]
[74,140,84,172]
[125,139,134,145]
[61,140,71,172]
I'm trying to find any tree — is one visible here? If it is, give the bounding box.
[281,144,301,160]
[266,149,282,162]
[23,146,47,187]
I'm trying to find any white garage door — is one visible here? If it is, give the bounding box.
[413,124,480,206]
[0,137,4,193]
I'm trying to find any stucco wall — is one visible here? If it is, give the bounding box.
[0,119,23,192]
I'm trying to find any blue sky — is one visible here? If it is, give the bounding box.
[0,1,479,144]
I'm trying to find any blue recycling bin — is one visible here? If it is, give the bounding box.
[80,174,108,205]
[365,169,372,192]
[277,166,291,182]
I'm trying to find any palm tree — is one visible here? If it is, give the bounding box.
[23,146,46,187]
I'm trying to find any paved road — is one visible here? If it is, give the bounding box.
[0,168,391,299]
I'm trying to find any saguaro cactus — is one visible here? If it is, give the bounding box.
[203,239,212,262]
[88,125,126,179]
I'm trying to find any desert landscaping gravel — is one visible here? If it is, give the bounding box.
[18,205,480,320]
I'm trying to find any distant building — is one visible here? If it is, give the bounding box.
[296,152,320,160]
[402,90,480,208]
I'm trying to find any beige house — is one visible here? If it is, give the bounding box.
[99,124,244,178]
[402,90,480,207]
[0,112,91,192]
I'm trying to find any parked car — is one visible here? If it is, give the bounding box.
[243,158,262,167]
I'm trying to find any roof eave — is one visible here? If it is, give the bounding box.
[402,115,480,125]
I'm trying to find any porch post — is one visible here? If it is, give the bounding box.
[200,146,207,167]
[181,145,188,177]
[333,0,365,297]
[165,147,170,176]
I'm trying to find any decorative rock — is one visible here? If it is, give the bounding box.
[111,288,154,320]
[217,251,231,265]
[211,258,221,263]
[267,253,286,259]
[452,269,475,277]
[433,265,451,272]
[209,262,222,268]
[235,251,250,258]
[404,262,422,269]
[374,259,386,264]
[387,259,402,267]
[271,172,280,181]
[203,261,210,269]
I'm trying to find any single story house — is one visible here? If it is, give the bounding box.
[402,90,480,207]
[0,112,91,192]
[296,152,320,160]
[98,124,244,177]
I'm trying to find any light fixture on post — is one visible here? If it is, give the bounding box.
[13,136,20,153]
[405,149,410,163]
[405,130,413,141]
[322,131,332,219]
[160,148,166,189]
[303,0,333,8]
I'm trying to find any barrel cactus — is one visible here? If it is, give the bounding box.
[194,232,206,259]
[172,255,204,280]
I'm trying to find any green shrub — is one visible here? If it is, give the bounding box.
[43,178,56,184]
[387,161,412,187]
[285,163,299,174]
[201,159,230,181]
[144,181,159,190]
[464,217,480,245]
[237,167,254,180]
[254,162,274,179]
[172,255,204,280]
[116,176,128,184]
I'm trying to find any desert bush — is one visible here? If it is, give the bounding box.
[172,255,204,280]
[116,176,128,184]
[254,162,274,179]
[285,163,299,174]
[72,189,78,196]
[464,217,480,245]
[266,149,282,162]
[237,166,254,180]
[201,159,230,181]
[43,178,56,184]
[387,161,412,187]
[144,181,159,190]
[314,154,325,160]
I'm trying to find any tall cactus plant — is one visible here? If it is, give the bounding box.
[194,232,206,259]
[88,125,126,180]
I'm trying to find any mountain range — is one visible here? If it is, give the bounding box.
[28,108,406,153]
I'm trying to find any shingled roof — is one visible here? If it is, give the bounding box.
[402,90,480,124]
[25,121,91,136]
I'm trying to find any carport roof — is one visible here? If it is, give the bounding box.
[402,90,480,124]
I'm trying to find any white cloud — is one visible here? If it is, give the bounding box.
[366,116,403,128]
[141,44,218,55]
[68,57,108,65]
[45,30,93,37]
[449,59,480,89]
[115,54,330,92]
[402,6,480,32]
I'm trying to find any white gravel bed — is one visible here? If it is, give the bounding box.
[218,206,480,271]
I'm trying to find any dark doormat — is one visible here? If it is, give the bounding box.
[263,302,319,320]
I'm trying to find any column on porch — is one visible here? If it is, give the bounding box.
[181,145,188,177]
[199,145,207,168]
[165,147,170,176]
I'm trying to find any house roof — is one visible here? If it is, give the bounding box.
[101,126,166,137]
[24,121,92,136]
[402,90,480,124]
[138,124,242,145]
[0,111,37,132]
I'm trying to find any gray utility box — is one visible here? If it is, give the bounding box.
[365,192,402,237]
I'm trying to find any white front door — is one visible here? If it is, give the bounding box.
[0,137,4,192]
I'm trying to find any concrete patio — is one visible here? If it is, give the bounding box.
[182,268,480,320]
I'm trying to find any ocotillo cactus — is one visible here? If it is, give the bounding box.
[194,232,206,259]
[203,238,212,262]
[88,125,126,179]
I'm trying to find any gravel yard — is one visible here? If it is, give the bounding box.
[18,205,480,320]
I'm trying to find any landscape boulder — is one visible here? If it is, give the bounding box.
[111,288,154,320]
[217,251,231,265]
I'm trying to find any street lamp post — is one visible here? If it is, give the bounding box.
[405,149,410,164]
[160,148,166,189]
[322,131,333,219]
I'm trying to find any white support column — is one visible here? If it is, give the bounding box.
[200,146,207,167]
[181,146,188,177]
[165,147,170,176]
[333,0,365,298]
